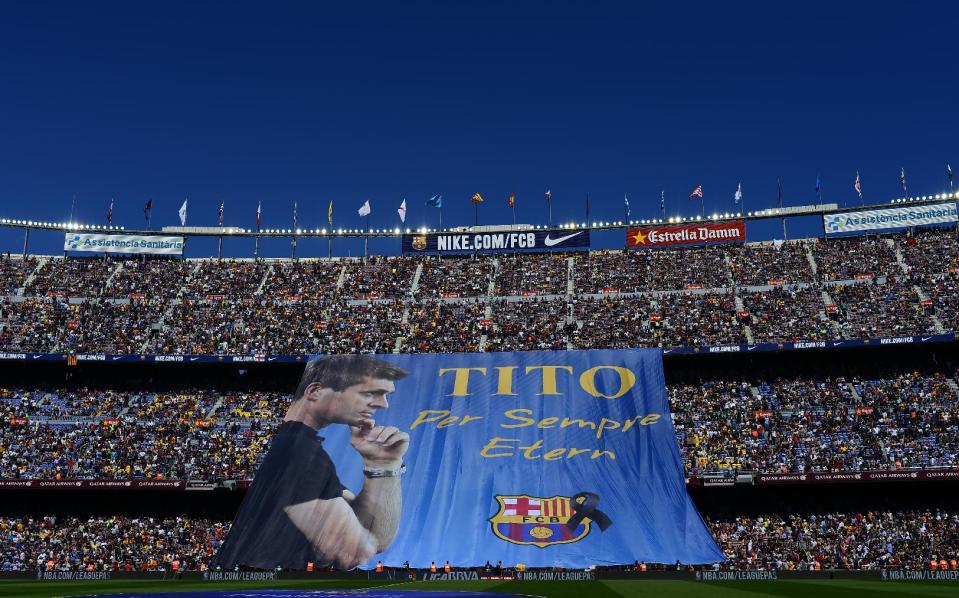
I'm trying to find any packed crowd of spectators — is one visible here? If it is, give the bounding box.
[921,271,959,332]
[0,418,270,481]
[0,231,958,355]
[813,237,900,281]
[151,298,334,355]
[260,260,343,299]
[726,242,814,286]
[0,255,37,295]
[405,300,484,353]
[0,386,286,480]
[672,371,959,474]
[829,280,937,338]
[0,365,958,477]
[0,515,228,572]
[415,256,493,298]
[487,298,570,351]
[1,509,956,571]
[572,295,656,349]
[340,256,418,299]
[25,258,116,297]
[574,248,732,293]
[655,292,747,347]
[181,261,269,299]
[103,259,194,298]
[316,300,406,355]
[495,254,568,296]
[709,509,959,570]
[899,228,959,277]
[742,286,838,343]
[0,297,167,354]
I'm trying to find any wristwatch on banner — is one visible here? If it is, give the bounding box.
[364,464,407,478]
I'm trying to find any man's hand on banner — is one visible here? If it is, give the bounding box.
[350,423,409,468]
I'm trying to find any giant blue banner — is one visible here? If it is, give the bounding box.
[220,349,725,568]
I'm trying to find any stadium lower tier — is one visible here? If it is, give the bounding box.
[3,365,959,478]
[2,510,957,571]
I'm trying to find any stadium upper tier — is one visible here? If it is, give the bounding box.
[0,228,957,355]
[2,367,958,479]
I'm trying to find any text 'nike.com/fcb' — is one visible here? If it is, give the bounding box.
[401,229,590,254]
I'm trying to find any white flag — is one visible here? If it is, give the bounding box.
[397,199,407,223]
[734,182,742,204]
[358,200,371,217]
[178,198,188,226]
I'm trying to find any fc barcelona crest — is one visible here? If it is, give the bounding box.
[411,235,428,251]
[489,495,591,548]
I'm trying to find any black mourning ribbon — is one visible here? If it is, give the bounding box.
[565,492,613,532]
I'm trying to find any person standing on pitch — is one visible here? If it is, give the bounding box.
[216,354,409,570]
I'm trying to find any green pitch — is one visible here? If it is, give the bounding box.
[0,578,957,598]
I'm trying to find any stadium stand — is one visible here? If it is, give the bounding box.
[3,360,959,480]
[2,226,959,573]
[2,509,956,571]
[2,230,957,355]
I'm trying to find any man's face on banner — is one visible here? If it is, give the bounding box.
[321,376,395,428]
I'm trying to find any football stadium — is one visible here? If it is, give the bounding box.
[3,3,959,597]
[2,197,959,598]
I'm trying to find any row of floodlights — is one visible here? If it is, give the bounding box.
[0,220,126,231]
[891,192,959,204]
[4,195,957,233]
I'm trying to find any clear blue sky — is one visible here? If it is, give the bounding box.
[0,1,956,257]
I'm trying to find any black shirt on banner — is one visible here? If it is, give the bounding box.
[215,421,345,570]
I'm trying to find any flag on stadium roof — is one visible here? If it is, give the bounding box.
[471,193,484,204]
[777,179,783,207]
[854,171,862,201]
[293,200,298,228]
[734,183,742,205]
[256,201,262,230]
[327,200,333,226]
[815,174,822,204]
[545,189,552,203]
[900,167,908,195]
[425,195,442,208]
[660,190,665,217]
[218,201,225,226]
[397,199,407,223]
[178,198,188,226]
[689,185,703,200]
[358,200,372,216]
[143,199,152,222]
[624,194,630,218]
[507,192,515,209]
[948,163,954,189]
[107,198,114,224]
